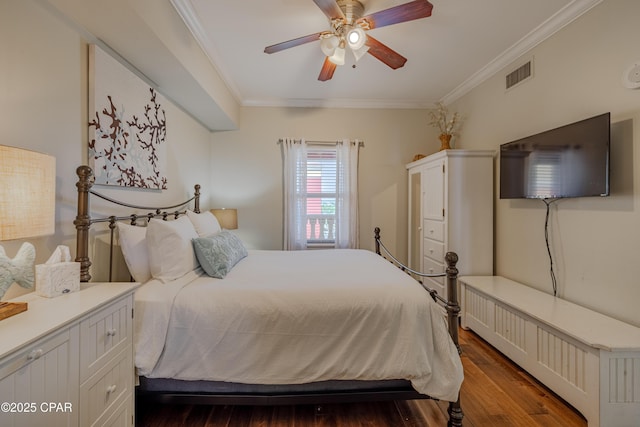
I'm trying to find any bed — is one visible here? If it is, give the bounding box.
[74,165,465,426]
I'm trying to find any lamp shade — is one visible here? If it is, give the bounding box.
[0,145,56,241]
[352,44,370,62]
[210,208,238,230]
[347,27,366,50]
[328,45,346,65]
[320,35,339,56]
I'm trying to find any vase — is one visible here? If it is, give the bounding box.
[439,133,452,151]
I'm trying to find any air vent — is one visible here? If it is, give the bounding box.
[506,59,533,90]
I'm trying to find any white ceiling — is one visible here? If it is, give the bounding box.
[170,0,599,109]
[39,0,602,129]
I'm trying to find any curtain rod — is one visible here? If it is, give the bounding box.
[277,139,364,147]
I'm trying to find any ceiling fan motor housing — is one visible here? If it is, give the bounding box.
[337,0,365,26]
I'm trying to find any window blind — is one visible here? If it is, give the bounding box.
[305,147,337,243]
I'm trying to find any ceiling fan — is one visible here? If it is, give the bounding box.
[264,0,434,81]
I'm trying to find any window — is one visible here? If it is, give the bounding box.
[306,147,337,244]
[282,138,360,250]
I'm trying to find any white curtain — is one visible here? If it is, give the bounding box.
[282,137,360,250]
[335,139,360,248]
[282,138,307,250]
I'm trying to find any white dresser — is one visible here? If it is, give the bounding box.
[407,150,494,299]
[0,283,138,427]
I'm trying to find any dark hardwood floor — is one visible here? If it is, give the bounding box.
[135,328,587,426]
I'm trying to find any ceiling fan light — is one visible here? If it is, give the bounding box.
[328,46,346,65]
[320,35,339,57]
[352,44,369,62]
[347,27,366,50]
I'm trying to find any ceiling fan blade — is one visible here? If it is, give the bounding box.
[365,35,407,69]
[313,0,345,21]
[318,57,337,81]
[358,0,433,30]
[264,32,325,54]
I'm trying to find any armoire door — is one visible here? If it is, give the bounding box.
[422,159,445,221]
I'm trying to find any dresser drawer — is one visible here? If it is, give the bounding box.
[423,219,444,242]
[422,256,445,285]
[100,396,133,427]
[80,349,132,427]
[0,328,71,380]
[423,276,445,298]
[80,295,132,382]
[0,326,79,427]
[423,238,444,263]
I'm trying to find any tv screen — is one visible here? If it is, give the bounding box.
[500,112,610,199]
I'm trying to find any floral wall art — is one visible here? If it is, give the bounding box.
[88,44,168,189]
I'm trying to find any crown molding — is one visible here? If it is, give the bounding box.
[242,98,435,109]
[169,0,244,104]
[441,0,603,105]
[172,0,602,109]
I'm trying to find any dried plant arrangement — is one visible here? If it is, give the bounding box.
[428,102,462,136]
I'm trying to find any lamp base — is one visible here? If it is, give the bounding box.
[0,302,28,321]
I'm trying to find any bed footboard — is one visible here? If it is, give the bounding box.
[374,227,463,427]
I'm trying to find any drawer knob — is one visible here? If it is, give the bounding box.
[27,349,43,361]
[106,384,117,394]
[106,329,117,337]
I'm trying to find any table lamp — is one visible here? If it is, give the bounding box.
[0,145,56,302]
[211,208,238,230]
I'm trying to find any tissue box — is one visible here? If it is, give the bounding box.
[35,262,80,298]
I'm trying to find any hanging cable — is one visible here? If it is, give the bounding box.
[542,198,559,296]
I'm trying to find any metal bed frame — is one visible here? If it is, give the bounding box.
[74,165,463,427]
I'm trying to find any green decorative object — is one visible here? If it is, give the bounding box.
[0,243,35,298]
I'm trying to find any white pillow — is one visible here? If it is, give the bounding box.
[117,222,151,283]
[146,216,199,282]
[186,210,221,237]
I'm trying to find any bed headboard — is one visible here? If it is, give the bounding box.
[74,165,201,282]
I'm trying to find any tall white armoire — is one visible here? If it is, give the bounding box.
[407,149,494,300]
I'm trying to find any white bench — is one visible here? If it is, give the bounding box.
[459,276,640,427]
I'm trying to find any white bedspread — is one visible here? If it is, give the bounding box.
[134,249,463,401]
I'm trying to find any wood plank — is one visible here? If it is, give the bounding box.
[0,302,27,321]
[394,399,448,426]
[460,327,587,426]
[204,405,235,427]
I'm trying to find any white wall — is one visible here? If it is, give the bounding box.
[1,0,212,296]
[1,1,440,297]
[210,107,440,257]
[9,0,634,329]
[452,0,640,327]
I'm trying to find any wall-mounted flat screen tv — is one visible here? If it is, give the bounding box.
[500,112,610,199]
